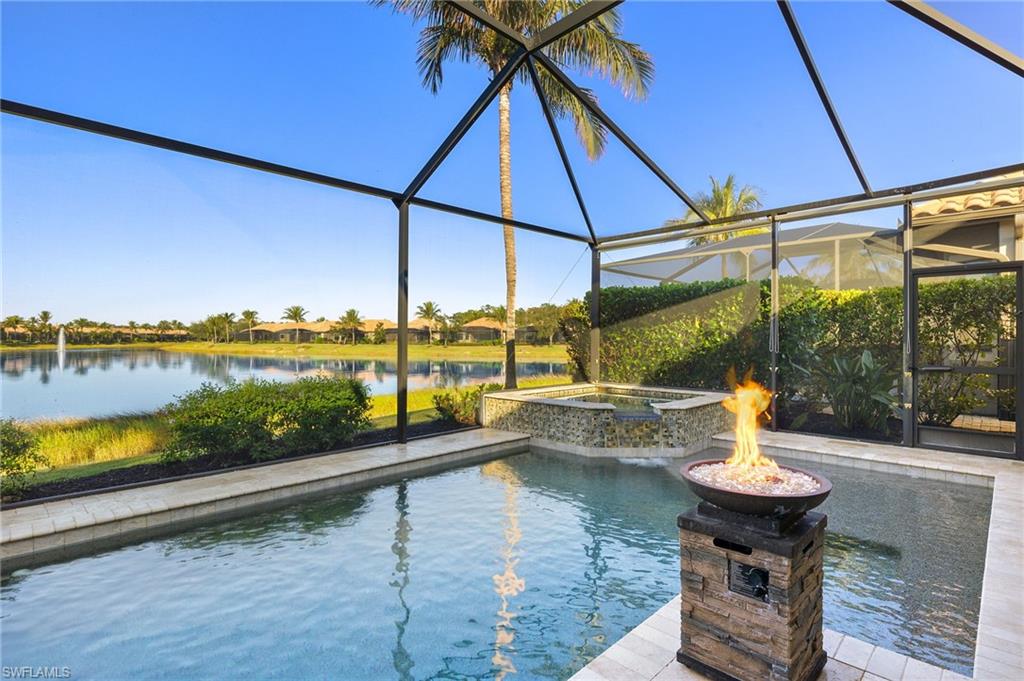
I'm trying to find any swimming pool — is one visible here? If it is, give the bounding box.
[0,449,990,678]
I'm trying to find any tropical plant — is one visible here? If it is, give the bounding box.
[240,310,259,343]
[127,320,138,342]
[791,350,899,433]
[1,419,45,499]
[2,315,25,342]
[37,310,54,343]
[282,305,309,344]
[380,0,653,388]
[219,312,236,343]
[416,301,442,344]
[336,309,364,345]
[667,175,764,261]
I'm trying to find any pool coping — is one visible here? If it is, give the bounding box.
[0,428,530,571]
[483,381,728,412]
[569,430,1023,681]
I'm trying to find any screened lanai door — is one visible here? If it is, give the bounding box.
[912,263,1023,458]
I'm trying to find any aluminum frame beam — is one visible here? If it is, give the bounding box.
[533,52,711,224]
[887,0,1024,78]
[599,162,1024,246]
[777,0,872,195]
[400,48,528,204]
[0,99,591,244]
[447,0,529,48]
[531,0,624,53]
[526,58,597,243]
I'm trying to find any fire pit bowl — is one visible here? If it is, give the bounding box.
[681,459,832,518]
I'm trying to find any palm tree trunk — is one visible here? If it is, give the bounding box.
[498,84,517,390]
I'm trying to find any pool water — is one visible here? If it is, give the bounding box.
[0,449,990,679]
[562,393,667,416]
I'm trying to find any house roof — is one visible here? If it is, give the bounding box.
[912,171,1023,221]
[461,316,504,330]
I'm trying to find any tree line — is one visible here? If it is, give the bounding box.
[1,301,573,346]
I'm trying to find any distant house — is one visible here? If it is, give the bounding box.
[238,318,438,344]
[459,317,503,342]
[457,317,538,343]
[241,322,340,343]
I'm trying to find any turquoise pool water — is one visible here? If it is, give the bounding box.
[0,450,990,679]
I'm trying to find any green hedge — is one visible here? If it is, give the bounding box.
[560,275,1015,436]
[163,376,371,464]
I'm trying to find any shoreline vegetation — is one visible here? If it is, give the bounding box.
[20,374,571,488]
[0,340,570,362]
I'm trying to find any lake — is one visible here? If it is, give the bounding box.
[0,349,567,421]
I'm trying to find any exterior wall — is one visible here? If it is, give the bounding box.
[482,383,732,456]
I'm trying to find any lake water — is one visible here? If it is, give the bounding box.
[0,349,567,421]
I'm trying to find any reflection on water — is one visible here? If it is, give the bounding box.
[0,349,566,420]
[0,451,989,678]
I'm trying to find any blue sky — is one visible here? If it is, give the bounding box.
[2,1,1021,323]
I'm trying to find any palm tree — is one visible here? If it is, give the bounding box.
[282,305,308,344]
[127,320,138,342]
[670,174,764,246]
[220,312,237,343]
[335,309,364,345]
[380,0,653,388]
[38,310,54,343]
[2,315,25,342]
[240,310,259,344]
[71,318,92,343]
[416,301,442,345]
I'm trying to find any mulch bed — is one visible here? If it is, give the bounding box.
[10,420,473,506]
[776,412,902,443]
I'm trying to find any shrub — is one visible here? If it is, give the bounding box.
[561,275,1014,437]
[432,383,502,425]
[163,376,371,464]
[1,419,45,499]
[791,350,899,433]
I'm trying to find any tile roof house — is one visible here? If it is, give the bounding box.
[911,171,1024,264]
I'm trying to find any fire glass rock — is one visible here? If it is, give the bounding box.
[681,459,832,518]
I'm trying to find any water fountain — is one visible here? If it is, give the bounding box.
[56,325,66,371]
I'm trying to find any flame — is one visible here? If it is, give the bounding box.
[722,369,779,483]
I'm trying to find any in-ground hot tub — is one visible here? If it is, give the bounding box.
[481,383,732,456]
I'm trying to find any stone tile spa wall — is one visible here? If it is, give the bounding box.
[481,383,733,455]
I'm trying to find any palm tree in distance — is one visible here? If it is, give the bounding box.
[38,310,54,343]
[379,0,653,388]
[670,175,764,247]
[241,310,259,344]
[220,312,237,344]
[127,321,138,343]
[337,309,364,345]
[2,315,24,342]
[282,306,308,344]
[416,301,442,345]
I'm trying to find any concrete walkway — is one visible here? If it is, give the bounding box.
[0,428,530,569]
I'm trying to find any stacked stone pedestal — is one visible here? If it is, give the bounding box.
[677,505,827,681]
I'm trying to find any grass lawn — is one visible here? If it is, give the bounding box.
[26,374,572,485]
[160,341,570,362]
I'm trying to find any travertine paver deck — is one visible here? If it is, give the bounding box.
[570,431,1023,681]
[569,595,969,681]
[0,428,530,568]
